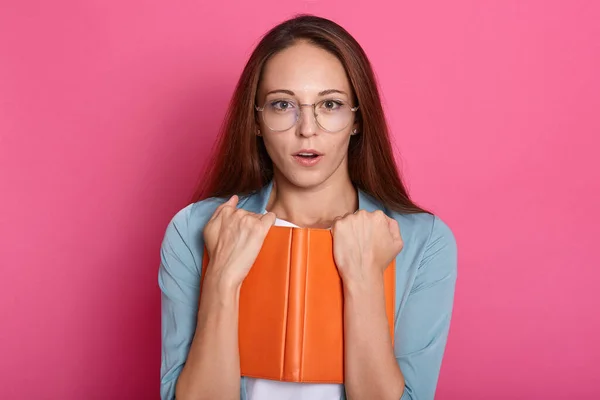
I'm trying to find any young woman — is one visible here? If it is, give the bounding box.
[159,14,457,400]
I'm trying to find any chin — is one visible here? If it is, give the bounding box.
[281,168,333,190]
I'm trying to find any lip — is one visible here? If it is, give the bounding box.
[292,149,323,156]
[292,149,323,167]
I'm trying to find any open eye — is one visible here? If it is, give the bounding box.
[270,100,296,111]
[318,99,344,112]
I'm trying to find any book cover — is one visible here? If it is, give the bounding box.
[201,226,395,383]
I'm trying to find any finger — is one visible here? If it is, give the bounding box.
[387,217,401,241]
[373,209,386,219]
[331,214,345,228]
[259,211,277,228]
[209,195,238,222]
[229,194,239,208]
[330,212,352,234]
[335,211,354,222]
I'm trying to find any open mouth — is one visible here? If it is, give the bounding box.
[292,150,323,166]
[296,153,320,159]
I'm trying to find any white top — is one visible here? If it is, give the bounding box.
[246,215,343,400]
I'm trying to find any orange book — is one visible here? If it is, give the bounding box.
[201,226,395,383]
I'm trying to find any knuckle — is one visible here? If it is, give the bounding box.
[231,209,246,220]
[356,210,368,219]
[221,204,234,214]
[234,208,245,216]
[241,213,259,228]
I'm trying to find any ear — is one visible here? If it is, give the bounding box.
[351,122,360,135]
[255,117,262,137]
[254,110,262,136]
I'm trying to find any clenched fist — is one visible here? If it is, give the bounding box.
[203,195,276,289]
[331,209,403,284]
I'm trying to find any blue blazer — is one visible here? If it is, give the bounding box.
[159,180,458,400]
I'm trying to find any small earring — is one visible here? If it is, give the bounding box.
[352,128,358,134]
[256,129,261,136]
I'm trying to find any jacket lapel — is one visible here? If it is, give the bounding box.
[239,180,384,215]
[238,180,273,214]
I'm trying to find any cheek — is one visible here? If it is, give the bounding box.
[261,134,290,161]
[329,134,353,155]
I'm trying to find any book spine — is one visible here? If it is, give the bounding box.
[282,228,307,382]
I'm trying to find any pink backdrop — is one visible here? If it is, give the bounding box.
[1,1,599,399]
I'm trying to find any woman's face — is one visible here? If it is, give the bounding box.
[256,41,358,189]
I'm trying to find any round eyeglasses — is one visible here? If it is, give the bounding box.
[255,99,359,133]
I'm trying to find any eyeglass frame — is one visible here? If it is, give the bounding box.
[254,100,359,133]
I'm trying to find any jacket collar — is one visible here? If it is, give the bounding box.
[238,180,383,215]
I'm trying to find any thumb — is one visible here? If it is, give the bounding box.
[228,194,239,207]
[207,194,239,224]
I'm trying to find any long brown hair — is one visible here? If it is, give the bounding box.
[192,14,428,214]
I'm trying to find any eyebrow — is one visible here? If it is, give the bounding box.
[265,89,349,97]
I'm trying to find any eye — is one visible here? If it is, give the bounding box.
[319,100,344,112]
[270,100,296,111]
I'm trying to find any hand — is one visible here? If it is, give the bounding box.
[203,195,276,289]
[331,210,403,284]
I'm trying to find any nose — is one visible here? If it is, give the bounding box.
[297,104,317,137]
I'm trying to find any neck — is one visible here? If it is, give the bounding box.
[266,173,358,229]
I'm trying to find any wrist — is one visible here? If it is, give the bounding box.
[341,266,384,294]
[203,266,242,303]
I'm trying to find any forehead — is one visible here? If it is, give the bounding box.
[259,41,352,97]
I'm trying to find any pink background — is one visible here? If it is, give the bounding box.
[1,1,599,399]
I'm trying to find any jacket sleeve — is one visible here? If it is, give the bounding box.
[158,205,202,400]
[395,215,458,400]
